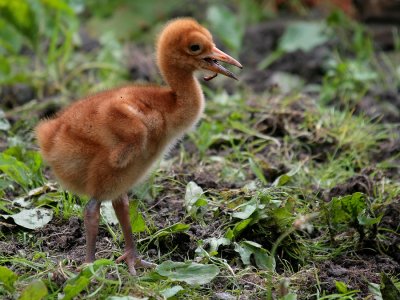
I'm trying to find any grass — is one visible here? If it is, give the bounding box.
[1,1,400,299]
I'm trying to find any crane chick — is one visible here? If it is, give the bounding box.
[35,18,242,275]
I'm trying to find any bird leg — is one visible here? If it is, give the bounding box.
[112,194,156,275]
[84,198,101,263]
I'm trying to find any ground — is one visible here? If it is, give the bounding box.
[0,1,399,299]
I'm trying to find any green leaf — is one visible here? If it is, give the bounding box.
[243,241,275,270]
[160,285,184,299]
[0,19,23,53]
[232,218,252,237]
[130,200,146,233]
[368,282,382,299]
[62,260,115,300]
[234,242,252,265]
[234,241,275,270]
[2,208,53,229]
[279,21,330,53]
[358,214,382,226]
[380,273,400,300]
[24,151,43,179]
[0,0,39,48]
[0,266,18,292]
[335,280,349,294]
[0,109,10,131]
[107,297,148,300]
[329,192,367,225]
[224,228,234,240]
[0,153,32,188]
[272,207,293,229]
[101,201,118,225]
[185,181,203,209]
[253,251,275,271]
[63,276,90,300]
[232,203,257,220]
[19,280,48,300]
[282,294,297,300]
[207,237,231,253]
[156,261,219,285]
[248,158,267,185]
[342,192,366,218]
[273,174,291,187]
[151,223,190,239]
[184,181,208,219]
[207,5,243,55]
[41,0,74,15]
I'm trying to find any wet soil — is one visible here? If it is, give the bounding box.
[297,253,400,298]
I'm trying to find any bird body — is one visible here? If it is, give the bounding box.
[36,84,201,200]
[35,18,241,275]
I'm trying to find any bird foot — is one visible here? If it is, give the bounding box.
[116,251,157,275]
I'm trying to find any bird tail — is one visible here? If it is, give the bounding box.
[35,119,58,157]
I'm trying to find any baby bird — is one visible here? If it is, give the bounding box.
[35,18,242,275]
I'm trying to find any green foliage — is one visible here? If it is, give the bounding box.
[0,0,78,90]
[0,0,39,49]
[380,273,400,300]
[184,181,208,221]
[63,259,117,300]
[326,10,373,61]
[130,200,146,233]
[156,261,219,285]
[320,10,383,105]
[225,188,294,242]
[234,240,275,270]
[0,266,17,292]
[259,21,331,70]
[325,192,381,242]
[321,57,378,104]
[19,280,48,300]
[85,0,180,42]
[189,120,227,159]
[160,285,184,299]
[207,4,243,56]
[0,146,44,191]
[1,207,53,229]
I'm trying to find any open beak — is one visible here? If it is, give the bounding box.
[202,47,242,81]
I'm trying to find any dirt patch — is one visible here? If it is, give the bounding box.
[37,216,87,264]
[323,175,400,262]
[324,172,375,200]
[0,84,35,110]
[146,184,226,261]
[296,253,400,298]
[319,254,399,296]
[356,90,400,123]
[240,20,332,93]
[378,199,400,263]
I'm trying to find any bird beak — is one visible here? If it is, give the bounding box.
[202,47,243,81]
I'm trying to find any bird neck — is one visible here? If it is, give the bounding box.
[162,67,205,132]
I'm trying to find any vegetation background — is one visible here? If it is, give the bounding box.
[0,0,399,299]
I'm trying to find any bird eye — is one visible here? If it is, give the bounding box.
[189,44,201,53]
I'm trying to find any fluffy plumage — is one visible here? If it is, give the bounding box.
[35,18,242,275]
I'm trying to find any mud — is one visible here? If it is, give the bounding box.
[297,253,400,298]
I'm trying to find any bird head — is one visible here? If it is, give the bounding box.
[157,18,242,81]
